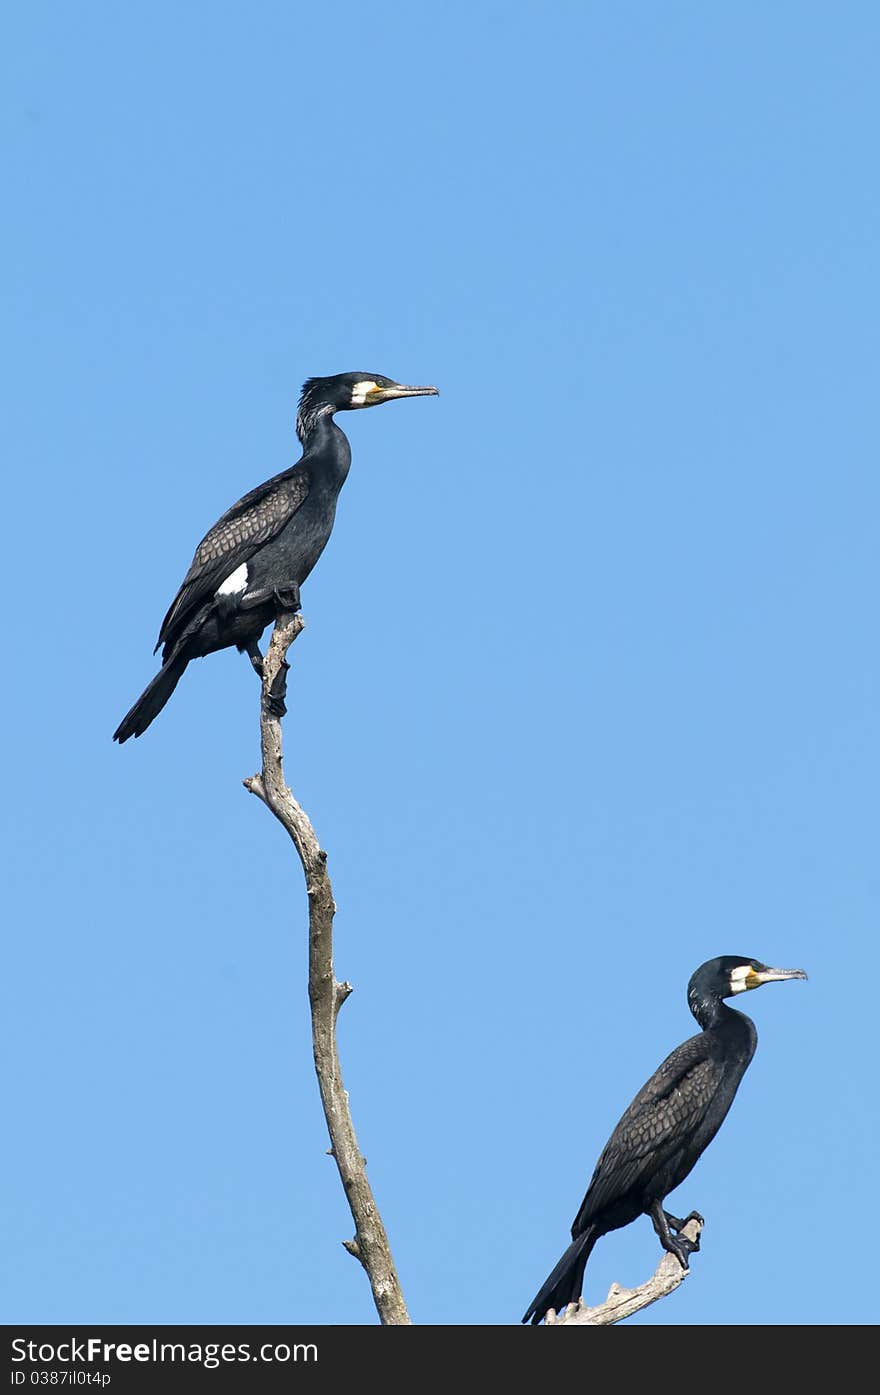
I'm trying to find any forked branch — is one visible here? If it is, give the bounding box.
[243,611,410,1326]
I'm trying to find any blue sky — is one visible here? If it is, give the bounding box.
[2,1,877,1325]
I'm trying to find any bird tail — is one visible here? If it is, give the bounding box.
[521,1227,598,1325]
[113,653,189,743]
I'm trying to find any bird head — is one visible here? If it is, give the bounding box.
[341,373,439,409]
[725,958,808,994]
[296,372,438,440]
[689,957,808,1016]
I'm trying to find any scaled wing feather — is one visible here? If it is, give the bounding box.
[156,467,311,650]
[572,1036,718,1230]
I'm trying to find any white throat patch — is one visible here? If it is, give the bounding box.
[729,964,753,994]
[350,380,380,406]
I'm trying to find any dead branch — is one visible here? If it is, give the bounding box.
[543,1216,704,1325]
[243,611,410,1326]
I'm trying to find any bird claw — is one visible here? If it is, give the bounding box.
[671,1234,700,1269]
[665,1208,704,1233]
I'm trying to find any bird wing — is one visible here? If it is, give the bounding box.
[572,1033,719,1230]
[156,465,311,650]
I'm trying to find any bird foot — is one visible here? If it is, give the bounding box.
[265,658,290,718]
[664,1209,704,1233]
[667,1233,700,1270]
[650,1199,701,1270]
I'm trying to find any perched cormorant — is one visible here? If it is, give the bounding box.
[113,372,437,742]
[521,956,807,1324]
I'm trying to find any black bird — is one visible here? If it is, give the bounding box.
[113,372,438,742]
[522,956,807,1324]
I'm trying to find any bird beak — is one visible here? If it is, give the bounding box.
[374,383,439,401]
[748,966,808,988]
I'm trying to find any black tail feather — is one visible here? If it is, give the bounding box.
[113,653,189,743]
[521,1228,598,1325]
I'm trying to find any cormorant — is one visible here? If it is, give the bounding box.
[521,956,807,1324]
[113,372,437,742]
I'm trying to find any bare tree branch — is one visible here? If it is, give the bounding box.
[543,1217,704,1326]
[243,611,411,1326]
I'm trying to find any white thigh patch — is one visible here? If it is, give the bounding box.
[216,562,249,597]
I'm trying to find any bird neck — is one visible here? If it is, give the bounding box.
[296,398,337,443]
[688,991,747,1033]
[296,408,352,484]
